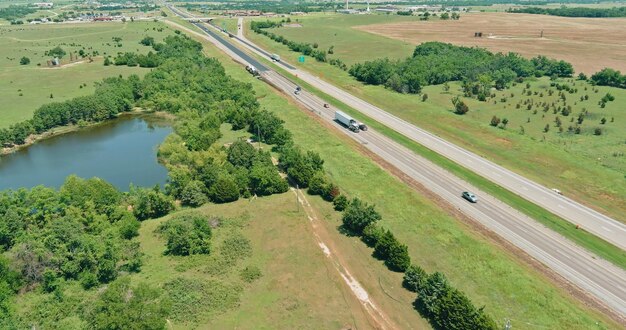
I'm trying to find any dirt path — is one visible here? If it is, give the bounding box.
[291,187,398,330]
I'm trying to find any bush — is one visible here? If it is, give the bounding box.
[210,175,240,203]
[132,186,174,220]
[19,57,30,65]
[342,198,382,235]
[403,265,427,292]
[158,213,212,256]
[180,180,208,207]
[333,194,348,211]
[240,266,262,283]
[361,223,384,247]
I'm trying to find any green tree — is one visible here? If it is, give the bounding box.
[342,198,382,235]
[88,277,169,330]
[210,174,240,203]
[19,57,30,65]
[180,180,208,207]
[333,194,348,211]
[48,46,66,58]
[403,264,427,292]
[158,213,212,256]
[131,186,174,220]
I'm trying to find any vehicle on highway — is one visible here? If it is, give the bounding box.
[245,65,259,76]
[294,86,301,95]
[462,191,478,203]
[323,103,330,108]
[552,188,563,195]
[271,53,281,62]
[335,111,360,132]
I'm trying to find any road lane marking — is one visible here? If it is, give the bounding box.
[601,226,613,232]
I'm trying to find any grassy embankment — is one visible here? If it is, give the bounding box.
[166,16,620,329]
[0,21,174,128]
[241,14,626,267]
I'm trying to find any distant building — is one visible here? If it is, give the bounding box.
[337,9,359,14]
[33,2,54,9]
[289,11,306,15]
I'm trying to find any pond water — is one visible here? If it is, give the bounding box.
[0,115,172,191]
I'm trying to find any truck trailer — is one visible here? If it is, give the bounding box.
[335,111,363,132]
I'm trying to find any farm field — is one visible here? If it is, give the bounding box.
[357,12,626,74]
[169,19,620,328]
[244,13,626,224]
[0,21,174,128]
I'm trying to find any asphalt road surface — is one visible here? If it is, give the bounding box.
[166,8,626,320]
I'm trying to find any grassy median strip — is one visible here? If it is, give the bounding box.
[266,63,626,271]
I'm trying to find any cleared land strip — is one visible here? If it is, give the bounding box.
[164,10,626,321]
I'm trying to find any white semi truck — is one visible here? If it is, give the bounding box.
[271,53,281,62]
[335,111,367,133]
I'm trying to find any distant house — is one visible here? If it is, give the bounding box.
[33,2,54,9]
[93,17,114,22]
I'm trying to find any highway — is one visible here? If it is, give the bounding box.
[231,24,626,252]
[165,7,626,321]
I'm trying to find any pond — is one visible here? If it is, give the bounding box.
[0,114,172,191]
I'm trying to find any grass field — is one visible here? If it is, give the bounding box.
[169,19,621,328]
[244,13,626,225]
[0,21,175,128]
[358,12,626,74]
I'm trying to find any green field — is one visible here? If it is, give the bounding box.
[244,13,626,224]
[0,21,175,128]
[167,19,620,328]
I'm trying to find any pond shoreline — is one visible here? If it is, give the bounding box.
[1,109,174,156]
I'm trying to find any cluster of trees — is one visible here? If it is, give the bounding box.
[508,6,626,18]
[403,266,497,329]
[334,195,497,326]
[111,51,162,67]
[0,76,138,146]
[591,68,626,89]
[0,5,35,21]
[0,176,147,324]
[349,42,573,96]
[252,21,328,62]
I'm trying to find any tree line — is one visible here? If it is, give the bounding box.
[348,42,573,97]
[337,196,498,329]
[508,6,626,17]
[251,20,348,71]
[0,5,36,22]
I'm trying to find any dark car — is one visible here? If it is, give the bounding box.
[462,191,478,203]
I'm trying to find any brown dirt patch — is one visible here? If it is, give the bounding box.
[355,12,626,74]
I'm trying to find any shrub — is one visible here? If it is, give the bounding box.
[158,213,212,256]
[333,195,348,211]
[240,266,262,283]
[342,198,381,235]
[180,180,208,207]
[19,57,30,65]
[210,175,240,203]
[132,186,174,220]
[403,265,428,292]
[361,223,384,247]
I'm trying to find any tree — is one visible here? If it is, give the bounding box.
[210,174,240,203]
[158,213,212,256]
[48,46,66,59]
[342,198,382,235]
[131,186,174,220]
[140,36,155,46]
[452,97,469,115]
[227,139,257,169]
[87,277,169,330]
[333,194,348,211]
[180,180,208,207]
[489,116,500,127]
[19,57,30,65]
[403,264,428,292]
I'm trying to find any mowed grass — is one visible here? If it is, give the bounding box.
[244,14,626,223]
[174,20,621,328]
[0,21,175,127]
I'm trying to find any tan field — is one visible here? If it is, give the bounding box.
[356,12,626,74]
